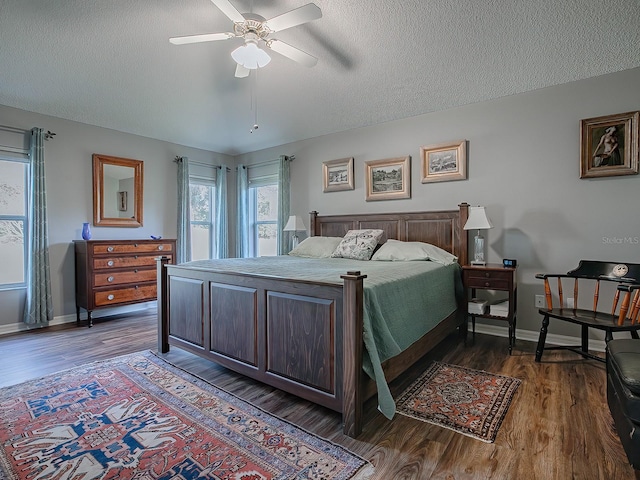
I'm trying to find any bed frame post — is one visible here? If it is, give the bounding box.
[156,256,171,354]
[341,270,367,437]
[309,211,319,236]
[458,202,470,267]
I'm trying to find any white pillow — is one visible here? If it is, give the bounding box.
[288,236,344,258]
[331,229,384,261]
[370,239,458,265]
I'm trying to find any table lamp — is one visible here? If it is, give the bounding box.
[463,206,493,265]
[283,215,306,249]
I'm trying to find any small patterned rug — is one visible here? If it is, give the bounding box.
[396,362,521,443]
[0,351,373,480]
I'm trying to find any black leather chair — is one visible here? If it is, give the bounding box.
[607,339,640,469]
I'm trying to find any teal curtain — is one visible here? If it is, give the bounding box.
[215,166,228,258]
[236,164,249,258]
[277,155,291,255]
[176,156,191,264]
[23,128,53,325]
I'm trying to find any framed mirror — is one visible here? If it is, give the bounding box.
[93,154,143,227]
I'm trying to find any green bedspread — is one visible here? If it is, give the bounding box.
[181,256,462,418]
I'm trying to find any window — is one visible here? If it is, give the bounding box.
[249,181,279,257]
[0,157,29,289]
[189,179,216,260]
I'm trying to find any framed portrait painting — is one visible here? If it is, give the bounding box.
[365,156,410,201]
[420,140,467,183]
[580,111,639,179]
[323,157,354,192]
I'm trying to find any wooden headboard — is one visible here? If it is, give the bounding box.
[309,203,469,266]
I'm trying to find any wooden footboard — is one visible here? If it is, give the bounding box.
[157,204,469,437]
[157,258,368,435]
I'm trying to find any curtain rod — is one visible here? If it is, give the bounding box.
[0,125,57,139]
[174,157,230,172]
[237,155,295,170]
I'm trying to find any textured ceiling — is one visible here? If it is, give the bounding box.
[1,0,639,155]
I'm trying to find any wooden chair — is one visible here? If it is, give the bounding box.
[535,260,640,362]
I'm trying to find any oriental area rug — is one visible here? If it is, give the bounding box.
[0,351,373,480]
[396,362,521,443]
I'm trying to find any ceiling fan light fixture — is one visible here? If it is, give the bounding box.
[231,39,271,69]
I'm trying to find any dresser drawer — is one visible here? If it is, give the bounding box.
[93,268,156,287]
[94,284,157,307]
[92,242,174,255]
[93,254,171,270]
[464,269,512,290]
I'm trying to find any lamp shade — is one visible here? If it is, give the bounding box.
[231,40,271,69]
[283,215,306,232]
[463,206,493,231]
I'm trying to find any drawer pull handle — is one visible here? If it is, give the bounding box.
[107,246,114,252]
[158,245,164,251]
[134,255,138,259]
[107,276,114,282]
[107,260,114,267]
[135,285,139,289]
[134,243,138,247]
[134,269,138,273]
[485,282,490,287]
[107,294,115,301]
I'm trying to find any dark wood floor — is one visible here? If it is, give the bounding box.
[1,313,637,479]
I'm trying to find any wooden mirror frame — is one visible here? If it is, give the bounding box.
[92,154,143,227]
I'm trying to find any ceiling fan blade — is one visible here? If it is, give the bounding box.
[265,3,322,32]
[267,39,317,67]
[235,64,250,78]
[211,0,245,23]
[169,32,234,45]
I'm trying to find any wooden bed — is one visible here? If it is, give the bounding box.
[156,203,469,437]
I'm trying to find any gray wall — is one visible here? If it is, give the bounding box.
[0,105,233,332]
[237,67,640,344]
[2,68,639,343]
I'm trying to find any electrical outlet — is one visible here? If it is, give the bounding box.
[535,295,545,308]
[566,297,574,309]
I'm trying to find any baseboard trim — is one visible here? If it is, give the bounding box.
[470,322,607,353]
[0,302,156,336]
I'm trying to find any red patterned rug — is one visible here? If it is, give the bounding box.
[396,362,521,443]
[0,351,373,479]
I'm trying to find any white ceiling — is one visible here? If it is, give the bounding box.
[1,0,639,156]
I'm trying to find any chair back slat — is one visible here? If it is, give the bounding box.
[593,279,600,312]
[558,278,563,308]
[631,290,640,324]
[619,292,632,326]
[544,278,553,309]
[574,278,579,309]
[612,290,621,317]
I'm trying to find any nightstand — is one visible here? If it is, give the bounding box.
[462,264,518,354]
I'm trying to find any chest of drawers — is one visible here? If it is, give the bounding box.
[74,239,176,327]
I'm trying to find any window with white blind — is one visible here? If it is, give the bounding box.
[247,162,279,257]
[0,155,29,289]
[189,163,217,260]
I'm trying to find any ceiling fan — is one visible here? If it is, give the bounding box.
[170,0,322,78]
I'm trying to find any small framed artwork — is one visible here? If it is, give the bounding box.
[118,191,127,211]
[323,157,354,192]
[580,111,639,179]
[420,140,467,183]
[365,156,411,201]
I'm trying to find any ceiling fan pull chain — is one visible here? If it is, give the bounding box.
[250,69,259,133]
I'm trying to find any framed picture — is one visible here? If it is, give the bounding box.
[323,157,354,192]
[420,140,467,183]
[118,191,127,211]
[580,111,639,178]
[365,156,411,201]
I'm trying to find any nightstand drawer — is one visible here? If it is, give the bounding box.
[464,270,512,290]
